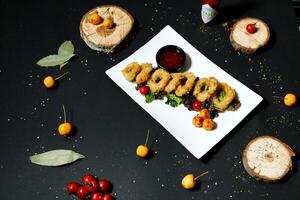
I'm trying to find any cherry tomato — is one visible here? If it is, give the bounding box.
[246,24,256,33]
[82,174,95,185]
[198,109,210,119]
[139,86,150,96]
[192,116,204,128]
[91,192,102,200]
[192,100,201,111]
[99,179,112,194]
[102,194,113,200]
[67,181,79,194]
[76,186,89,199]
[203,118,215,131]
[86,179,99,193]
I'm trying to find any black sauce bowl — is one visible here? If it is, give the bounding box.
[156,45,186,72]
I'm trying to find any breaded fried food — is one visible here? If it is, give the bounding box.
[212,82,236,112]
[135,63,153,84]
[193,77,218,102]
[164,73,184,93]
[147,69,171,94]
[122,62,141,81]
[175,72,197,97]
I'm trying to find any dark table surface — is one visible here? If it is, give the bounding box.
[1,0,300,199]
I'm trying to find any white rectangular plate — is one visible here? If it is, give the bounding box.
[106,25,262,159]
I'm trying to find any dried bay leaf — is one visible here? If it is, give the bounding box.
[60,61,68,69]
[29,149,85,166]
[36,40,76,67]
[58,40,74,56]
[37,54,74,67]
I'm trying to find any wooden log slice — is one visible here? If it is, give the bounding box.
[80,5,134,53]
[243,136,295,182]
[230,17,270,54]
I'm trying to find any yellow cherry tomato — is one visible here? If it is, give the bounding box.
[284,93,297,107]
[58,122,72,136]
[202,119,215,131]
[103,17,114,29]
[181,174,196,190]
[89,12,102,25]
[136,145,149,158]
[198,109,210,119]
[43,76,55,88]
[192,116,204,128]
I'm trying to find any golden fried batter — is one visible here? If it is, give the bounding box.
[175,72,197,96]
[212,82,236,112]
[135,63,153,84]
[164,73,184,93]
[193,77,218,101]
[122,62,142,82]
[147,69,171,94]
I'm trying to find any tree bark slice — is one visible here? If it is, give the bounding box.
[230,17,270,54]
[243,136,295,182]
[80,5,134,53]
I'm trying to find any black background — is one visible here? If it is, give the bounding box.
[1,0,300,199]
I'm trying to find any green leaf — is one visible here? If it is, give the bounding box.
[218,90,226,102]
[58,40,74,56]
[60,61,68,69]
[165,93,183,107]
[145,92,155,103]
[36,54,74,67]
[29,149,85,166]
[36,40,76,67]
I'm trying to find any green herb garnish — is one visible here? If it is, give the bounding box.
[201,101,210,109]
[145,92,155,103]
[165,93,183,107]
[36,40,76,68]
[218,90,226,101]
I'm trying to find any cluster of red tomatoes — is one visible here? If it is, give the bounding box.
[67,174,113,200]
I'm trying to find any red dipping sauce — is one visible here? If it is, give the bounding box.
[158,49,184,70]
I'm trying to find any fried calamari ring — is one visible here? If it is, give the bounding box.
[147,69,171,94]
[164,73,184,93]
[135,63,153,84]
[175,72,197,96]
[122,62,142,82]
[193,77,218,101]
[212,82,236,112]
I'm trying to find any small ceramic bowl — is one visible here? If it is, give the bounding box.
[156,45,186,72]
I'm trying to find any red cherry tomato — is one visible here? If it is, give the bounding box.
[139,86,150,96]
[91,192,102,200]
[99,179,112,194]
[246,24,256,33]
[102,194,113,200]
[67,181,79,194]
[86,179,99,193]
[82,174,95,185]
[192,100,201,111]
[76,186,89,199]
